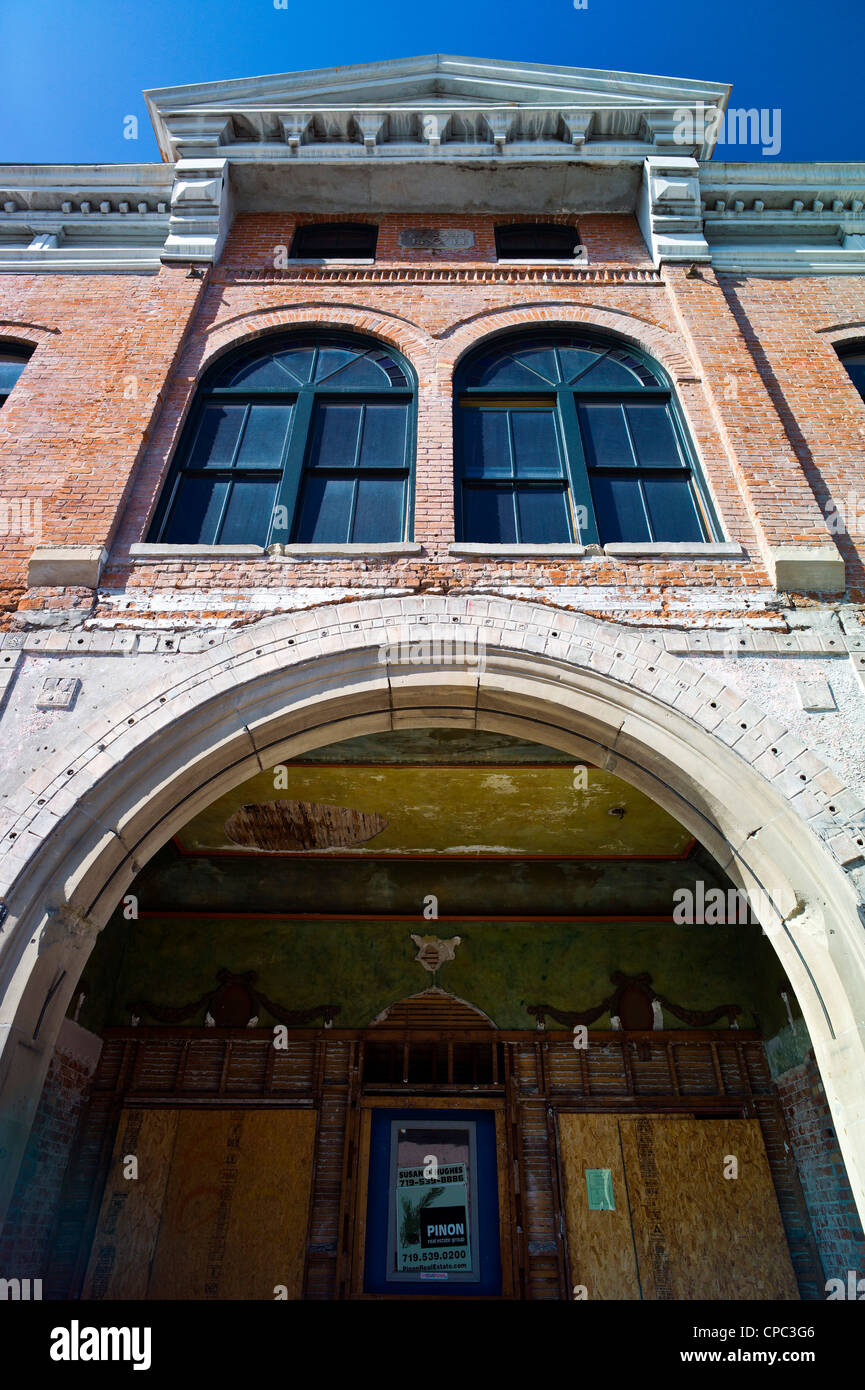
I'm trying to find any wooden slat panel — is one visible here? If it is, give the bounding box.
[619,1117,799,1300]
[82,1108,179,1300]
[147,1109,316,1299]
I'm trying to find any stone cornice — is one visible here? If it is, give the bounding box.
[0,164,172,273]
[145,54,731,164]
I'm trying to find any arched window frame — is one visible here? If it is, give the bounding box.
[148,331,417,548]
[0,344,34,408]
[453,330,720,547]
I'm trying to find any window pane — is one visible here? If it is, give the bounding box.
[187,406,245,467]
[626,403,684,468]
[516,487,571,542]
[843,358,865,400]
[236,405,294,466]
[495,224,579,258]
[359,404,407,468]
[0,358,27,394]
[291,223,377,258]
[642,476,705,542]
[461,410,511,477]
[218,354,307,389]
[466,354,555,390]
[352,475,405,541]
[295,474,353,542]
[308,403,362,468]
[579,404,635,468]
[317,354,397,389]
[510,409,562,478]
[219,478,279,545]
[463,486,517,542]
[591,475,650,543]
[577,355,653,389]
[557,345,604,383]
[163,475,228,544]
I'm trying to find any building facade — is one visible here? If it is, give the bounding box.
[0,55,864,1300]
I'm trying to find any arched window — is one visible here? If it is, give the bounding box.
[454,331,717,546]
[838,346,865,402]
[148,333,415,547]
[0,346,33,408]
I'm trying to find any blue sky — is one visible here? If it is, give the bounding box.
[1,0,862,164]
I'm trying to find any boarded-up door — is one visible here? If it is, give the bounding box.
[83,1107,317,1300]
[558,1114,799,1300]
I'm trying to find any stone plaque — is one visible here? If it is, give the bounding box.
[398,229,475,250]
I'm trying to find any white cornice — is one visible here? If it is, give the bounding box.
[0,164,172,274]
[144,54,731,164]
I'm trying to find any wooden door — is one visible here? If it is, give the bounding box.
[83,1107,316,1300]
[558,1113,799,1300]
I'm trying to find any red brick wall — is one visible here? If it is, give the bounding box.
[0,267,205,600]
[718,275,865,596]
[1,211,864,627]
[776,1050,865,1288]
[0,1022,101,1279]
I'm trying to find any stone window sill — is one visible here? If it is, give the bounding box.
[449,543,587,558]
[128,542,422,562]
[603,542,743,558]
[448,542,742,559]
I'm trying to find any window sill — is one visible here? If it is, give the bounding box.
[447,541,742,560]
[288,258,376,266]
[449,543,587,558]
[602,542,743,558]
[129,542,422,563]
[495,258,589,268]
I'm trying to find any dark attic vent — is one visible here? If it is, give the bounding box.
[224,798,387,851]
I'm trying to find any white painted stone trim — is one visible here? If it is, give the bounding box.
[27,546,107,588]
[769,545,846,594]
[268,542,423,557]
[129,544,266,561]
[603,541,743,557]
[449,543,587,557]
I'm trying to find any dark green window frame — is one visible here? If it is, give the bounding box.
[454,331,720,546]
[148,332,416,547]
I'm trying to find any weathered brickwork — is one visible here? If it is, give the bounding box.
[0,1026,100,1279]
[0,268,205,600]
[2,211,862,632]
[776,1050,865,1285]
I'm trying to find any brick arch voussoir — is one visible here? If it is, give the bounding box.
[180,304,435,385]
[819,323,865,354]
[437,305,697,383]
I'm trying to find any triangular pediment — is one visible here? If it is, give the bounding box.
[145,54,730,162]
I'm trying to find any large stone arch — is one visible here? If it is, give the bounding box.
[1,596,864,1228]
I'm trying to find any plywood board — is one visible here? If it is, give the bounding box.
[619,1117,799,1301]
[82,1108,179,1300]
[558,1113,641,1301]
[147,1108,316,1300]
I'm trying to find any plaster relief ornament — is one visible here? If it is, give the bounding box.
[410,934,462,974]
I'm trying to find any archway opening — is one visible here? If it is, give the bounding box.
[4,719,856,1301]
